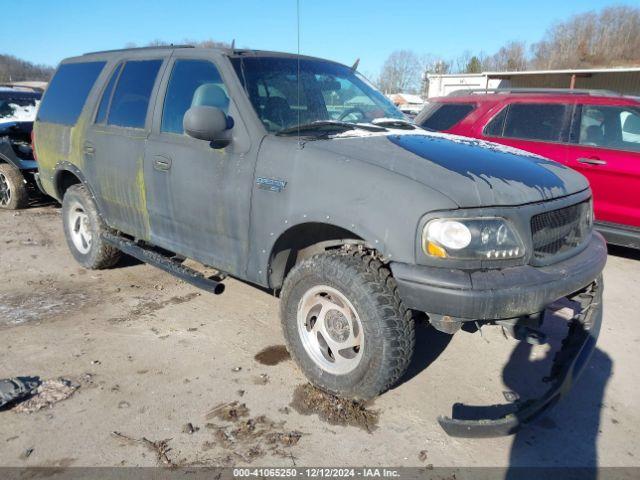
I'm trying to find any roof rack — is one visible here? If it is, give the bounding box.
[447,88,622,97]
[83,45,194,56]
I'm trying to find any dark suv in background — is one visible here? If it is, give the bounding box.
[0,87,41,209]
[416,89,640,249]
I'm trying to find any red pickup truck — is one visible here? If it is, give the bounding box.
[416,90,640,249]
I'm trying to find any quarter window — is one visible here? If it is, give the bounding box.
[485,103,569,142]
[418,103,475,131]
[95,63,123,124]
[162,60,229,134]
[37,61,106,125]
[107,59,162,128]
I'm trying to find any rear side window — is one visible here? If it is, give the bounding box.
[95,63,123,124]
[161,59,228,134]
[486,103,569,142]
[107,59,162,128]
[37,61,106,125]
[418,103,475,131]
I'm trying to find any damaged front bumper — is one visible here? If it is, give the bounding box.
[391,232,607,437]
[438,277,603,437]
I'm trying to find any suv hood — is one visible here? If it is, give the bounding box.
[309,131,588,207]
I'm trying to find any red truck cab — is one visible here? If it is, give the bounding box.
[416,90,640,248]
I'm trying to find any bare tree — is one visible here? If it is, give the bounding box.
[182,39,231,48]
[454,50,472,73]
[377,50,422,94]
[531,5,640,69]
[490,41,528,71]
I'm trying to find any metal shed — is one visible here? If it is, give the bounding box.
[486,67,640,96]
[427,67,640,97]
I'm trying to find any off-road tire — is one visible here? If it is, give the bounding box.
[280,251,415,400]
[62,184,121,269]
[0,163,29,210]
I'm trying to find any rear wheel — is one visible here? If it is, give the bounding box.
[62,184,121,269]
[0,163,28,210]
[280,251,415,400]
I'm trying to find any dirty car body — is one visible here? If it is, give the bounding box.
[33,46,606,437]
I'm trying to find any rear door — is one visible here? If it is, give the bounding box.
[480,101,573,163]
[84,57,166,239]
[566,103,640,227]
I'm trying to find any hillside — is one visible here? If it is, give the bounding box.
[0,54,54,83]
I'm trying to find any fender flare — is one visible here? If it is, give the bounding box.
[53,162,106,216]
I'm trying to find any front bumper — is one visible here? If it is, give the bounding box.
[391,232,607,320]
[437,277,603,437]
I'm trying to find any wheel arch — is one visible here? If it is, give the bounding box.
[268,222,367,289]
[53,162,93,201]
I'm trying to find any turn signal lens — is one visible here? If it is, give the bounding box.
[427,242,447,258]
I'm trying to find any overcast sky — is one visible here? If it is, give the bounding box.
[0,0,623,76]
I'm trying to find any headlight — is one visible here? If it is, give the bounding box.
[423,217,525,260]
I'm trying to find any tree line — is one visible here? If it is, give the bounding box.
[377,5,640,94]
[0,54,54,83]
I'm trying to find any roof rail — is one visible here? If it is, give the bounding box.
[447,87,622,97]
[83,45,194,56]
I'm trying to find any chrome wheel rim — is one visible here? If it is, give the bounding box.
[297,285,364,375]
[67,202,92,254]
[0,173,11,206]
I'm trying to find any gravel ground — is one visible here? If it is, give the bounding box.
[1,204,639,469]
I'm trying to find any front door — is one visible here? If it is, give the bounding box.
[144,54,254,276]
[85,58,165,239]
[566,103,640,228]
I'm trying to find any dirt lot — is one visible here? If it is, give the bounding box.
[1,204,639,468]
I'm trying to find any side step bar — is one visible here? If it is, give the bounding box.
[102,232,225,295]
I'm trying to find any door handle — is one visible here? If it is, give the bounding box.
[83,142,95,154]
[152,155,172,171]
[577,157,607,166]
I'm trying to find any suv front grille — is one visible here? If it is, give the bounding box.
[531,200,592,260]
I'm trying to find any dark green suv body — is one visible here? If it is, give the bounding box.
[34,46,606,437]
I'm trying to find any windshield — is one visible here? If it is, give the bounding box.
[0,90,41,124]
[231,56,404,134]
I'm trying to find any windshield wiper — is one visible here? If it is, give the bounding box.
[276,120,386,136]
[370,118,416,129]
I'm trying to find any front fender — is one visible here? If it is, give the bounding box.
[246,136,458,286]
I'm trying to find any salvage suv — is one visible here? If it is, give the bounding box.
[33,46,606,437]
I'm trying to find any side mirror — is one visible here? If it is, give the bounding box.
[183,106,232,146]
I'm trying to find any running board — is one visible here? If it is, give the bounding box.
[102,232,225,295]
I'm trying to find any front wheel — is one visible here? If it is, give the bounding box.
[280,251,415,400]
[0,163,29,210]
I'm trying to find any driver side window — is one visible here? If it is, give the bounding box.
[161,59,229,135]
